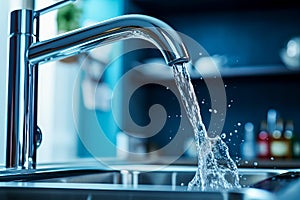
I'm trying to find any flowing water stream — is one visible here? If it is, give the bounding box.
[172,63,241,191]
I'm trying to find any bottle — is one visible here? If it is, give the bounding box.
[265,109,277,159]
[257,120,270,159]
[270,119,290,159]
[267,109,277,135]
[283,120,294,159]
[292,137,300,159]
[241,122,256,160]
[285,120,300,159]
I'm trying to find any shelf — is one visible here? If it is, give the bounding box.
[189,65,300,82]
[207,65,300,78]
[237,159,300,169]
[131,59,300,81]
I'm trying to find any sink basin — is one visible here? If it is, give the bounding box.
[28,165,286,188]
[113,166,285,188]
[0,165,291,200]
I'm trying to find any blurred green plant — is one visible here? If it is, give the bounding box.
[57,3,82,32]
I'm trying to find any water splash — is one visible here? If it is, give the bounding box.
[172,63,240,191]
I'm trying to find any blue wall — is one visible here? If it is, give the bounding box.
[77,0,124,157]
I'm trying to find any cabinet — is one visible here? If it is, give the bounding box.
[121,0,300,165]
[125,0,300,72]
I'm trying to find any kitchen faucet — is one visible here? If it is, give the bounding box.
[6,0,189,170]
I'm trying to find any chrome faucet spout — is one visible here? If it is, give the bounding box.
[28,14,189,66]
[6,8,189,170]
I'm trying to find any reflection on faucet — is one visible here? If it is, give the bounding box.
[6,0,189,169]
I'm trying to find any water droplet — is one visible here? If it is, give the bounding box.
[253,162,258,166]
[166,87,169,90]
[291,174,295,178]
[237,122,241,126]
[224,84,227,88]
[199,52,203,56]
[234,130,238,133]
[241,139,245,143]
[228,139,231,142]
[168,115,171,118]
[221,133,226,139]
[245,160,248,164]
[228,104,231,108]
[270,157,275,161]
[230,100,234,103]
[169,137,172,140]
[208,108,213,113]
[180,115,182,118]
[180,183,185,186]
[176,114,178,117]
[213,109,218,114]
[229,132,232,136]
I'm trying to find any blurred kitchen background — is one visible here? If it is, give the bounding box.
[1,0,300,167]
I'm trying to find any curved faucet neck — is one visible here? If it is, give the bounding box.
[28,14,189,66]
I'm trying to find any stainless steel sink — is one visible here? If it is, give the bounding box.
[29,165,286,188]
[120,166,286,187]
[34,170,122,184]
[141,168,281,187]
[0,165,291,200]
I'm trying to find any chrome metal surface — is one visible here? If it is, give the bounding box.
[0,165,285,188]
[0,182,276,200]
[34,166,284,188]
[120,168,286,188]
[36,169,281,187]
[28,14,189,65]
[0,166,283,200]
[6,9,37,170]
[6,1,189,170]
[35,0,76,16]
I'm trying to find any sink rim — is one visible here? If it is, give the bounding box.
[110,164,289,173]
[0,164,288,182]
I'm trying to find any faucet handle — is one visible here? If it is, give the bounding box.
[34,0,76,17]
[35,126,43,148]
